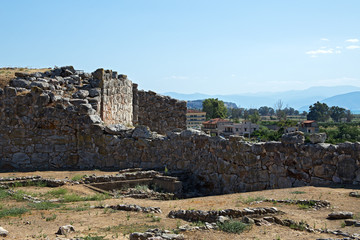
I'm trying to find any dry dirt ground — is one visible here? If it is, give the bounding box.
[0,170,359,240]
[0,67,50,88]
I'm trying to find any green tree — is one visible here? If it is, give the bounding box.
[202,98,228,120]
[307,101,330,122]
[329,106,346,122]
[345,110,353,122]
[249,111,260,123]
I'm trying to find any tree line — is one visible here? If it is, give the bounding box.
[201,98,353,123]
[202,98,306,122]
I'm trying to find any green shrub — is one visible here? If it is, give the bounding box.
[217,220,250,234]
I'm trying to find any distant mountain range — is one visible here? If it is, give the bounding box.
[163,85,360,112]
[187,100,237,109]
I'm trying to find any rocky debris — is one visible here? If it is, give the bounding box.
[115,188,175,200]
[349,192,360,198]
[281,131,304,144]
[56,225,75,235]
[177,223,218,232]
[328,212,354,220]
[309,133,327,144]
[104,124,130,135]
[93,204,161,213]
[344,220,360,227]
[129,228,184,240]
[256,199,330,210]
[132,125,154,139]
[0,175,41,182]
[0,227,9,237]
[168,207,279,223]
[83,170,164,183]
[0,178,66,188]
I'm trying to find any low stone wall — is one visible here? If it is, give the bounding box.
[136,90,187,134]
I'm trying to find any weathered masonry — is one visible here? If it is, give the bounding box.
[0,66,359,195]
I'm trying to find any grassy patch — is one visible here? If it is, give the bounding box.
[0,207,29,218]
[289,220,307,231]
[238,196,266,204]
[45,214,57,221]
[82,235,106,240]
[0,189,10,199]
[63,203,90,211]
[217,220,250,234]
[46,188,68,197]
[61,193,109,202]
[28,201,63,210]
[297,201,315,209]
[151,216,161,222]
[290,191,306,194]
[71,174,86,181]
[190,221,206,227]
[101,223,159,234]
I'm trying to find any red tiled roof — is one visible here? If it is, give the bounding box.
[202,118,231,125]
[187,109,206,113]
[302,120,316,123]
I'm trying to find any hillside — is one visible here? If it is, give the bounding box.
[164,85,360,110]
[321,91,360,112]
[0,67,51,88]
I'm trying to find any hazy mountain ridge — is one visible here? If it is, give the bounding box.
[163,85,360,111]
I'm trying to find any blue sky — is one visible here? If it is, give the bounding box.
[1,0,359,94]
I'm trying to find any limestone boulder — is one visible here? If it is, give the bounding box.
[0,227,8,237]
[309,133,327,143]
[132,125,153,139]
[105,124,129,135]
[56,225,75,235]
[327,211,353,219]
[281,131,304,144]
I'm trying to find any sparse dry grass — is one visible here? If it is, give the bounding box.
[0,170,359,240]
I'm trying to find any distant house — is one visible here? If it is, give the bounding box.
[202,118,232,136]
[203,119,259,137]
[186,110,206,129]
[218,120,259,137]
[299,120,319,133]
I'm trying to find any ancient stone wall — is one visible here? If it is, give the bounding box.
[93,68,133,126]
[136,90,187,134]
[0,67,359,195]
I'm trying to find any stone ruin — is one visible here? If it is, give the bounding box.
[0,66,359,195]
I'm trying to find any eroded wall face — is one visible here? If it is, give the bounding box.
[136,90,187,134]
[100,71,133,126]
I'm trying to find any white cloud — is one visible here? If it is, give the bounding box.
[306,48,333,55]
[231,74,236,77]
[336,46,342,49]
[335,50,341,54]
[345,38,359,43]
[321,38,329,41]
[346,45,360,49]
